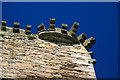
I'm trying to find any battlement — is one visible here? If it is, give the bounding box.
[0,18,97,79]
[1,18,96,51]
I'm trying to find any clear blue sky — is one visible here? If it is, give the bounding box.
[2,2,118,78]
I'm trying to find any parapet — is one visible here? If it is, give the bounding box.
[0,18,96,51]
[13,22,20,33]
[25,25,31,34]
[0,18,97,79]
[1,21,7,31]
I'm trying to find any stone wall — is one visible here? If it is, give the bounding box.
[0,26,96,80]
[0,19,96,80]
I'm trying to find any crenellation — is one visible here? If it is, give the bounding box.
[13,22,20,33]
[49,24,55,29]
[61,24,68,29]
[69,22,79,37]
[0,18,96,50]
[26,25,31,30]
[38,23,46,34]
[48,18,55,31]
[83,40,92,50]
[1,21,7,31]
[72,22,79,29]
[0,18,96,79]
[1,21,7,26]
[77,33,87,43]
[83,37,96,50]
[25,25,31,35]
[61,24,68,34]
[50,18,55,24]
[89,37,96,45]
[13,22,20,28]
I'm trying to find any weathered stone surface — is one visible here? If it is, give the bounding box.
[13,22,20,28]
[25,25,31,35]
[83,37,96,50]
[71,32,76,37]
[1,26,6,31]
[50,18,55,24]
[25,30,31,35]
[13,22,20,33]
[89,51,93,57]
[48,18,55,31]
[1,21,7,31]
[38,23,46,34]
[0,22,96,79]
[61,29,67,34]
[13,28,20,33]
[88,59,96,65]
[77,33,87,43]
[86,37,96,45]
[48,24,55,31]
[0,38,4,42]
[26,25,31,30]
[69,22,79,37]
[61,24,68,34]
[39,31,80,44]
[1,21,6,26]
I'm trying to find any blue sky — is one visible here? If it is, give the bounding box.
[2,2,119,78]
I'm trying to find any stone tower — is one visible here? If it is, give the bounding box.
[0,18,96,80]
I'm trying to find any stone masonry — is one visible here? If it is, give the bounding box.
[0,19,96,80]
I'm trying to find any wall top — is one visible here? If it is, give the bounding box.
[1,18,96,51]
